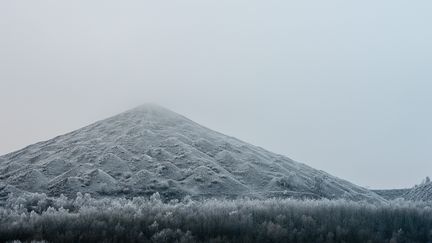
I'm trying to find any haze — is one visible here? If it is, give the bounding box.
[1,0,431,189]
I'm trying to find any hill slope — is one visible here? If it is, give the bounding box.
[372,189,410,200]
[0,105,384,202]
[404,181,432,201]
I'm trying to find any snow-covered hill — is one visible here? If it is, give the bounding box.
[0,104,384,202]
[404,180,432,201]
[372,189,410,200]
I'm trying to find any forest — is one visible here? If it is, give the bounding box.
[1,192,432,243]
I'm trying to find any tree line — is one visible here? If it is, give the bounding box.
[1,192,432,242]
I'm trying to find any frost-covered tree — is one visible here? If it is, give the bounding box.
[2,192,432,242]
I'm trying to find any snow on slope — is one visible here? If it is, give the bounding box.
[404,181,432,201]
[0,104,384,202]
[372,189,410,200]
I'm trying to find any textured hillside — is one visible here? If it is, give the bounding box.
[372,189,410,200]
[404,182,432,201]
[0,104,384,202]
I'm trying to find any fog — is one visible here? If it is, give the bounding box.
[1,0,431,189]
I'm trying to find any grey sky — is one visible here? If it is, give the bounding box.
[1,0,431,189]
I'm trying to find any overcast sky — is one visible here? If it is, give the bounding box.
[1,0,431,189]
